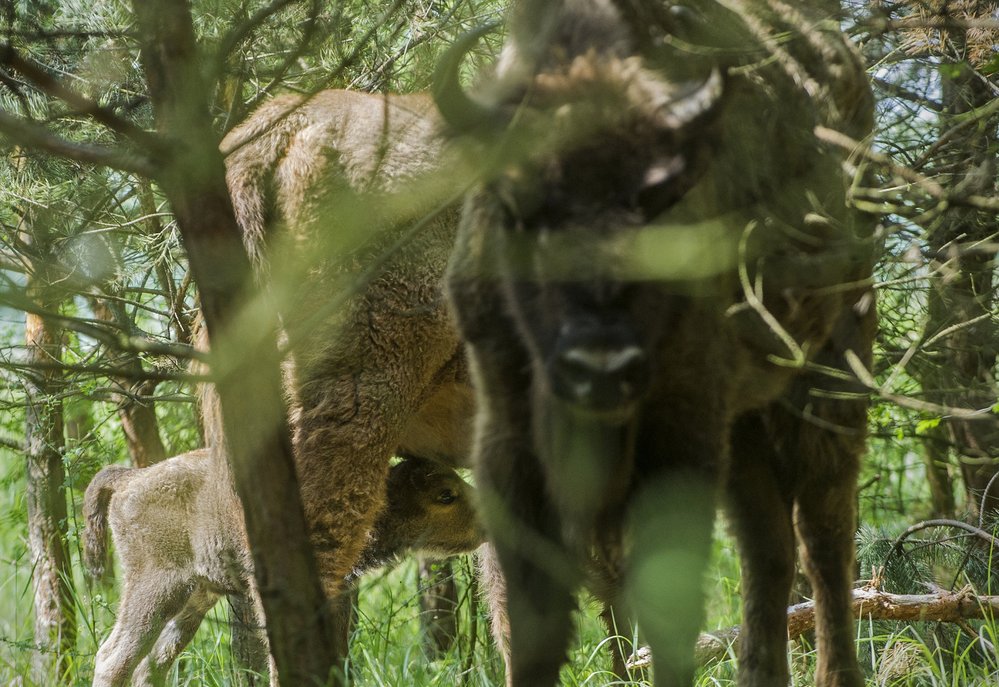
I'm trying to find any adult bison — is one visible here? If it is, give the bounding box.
[215,0,875,684]
[440,1,876,685]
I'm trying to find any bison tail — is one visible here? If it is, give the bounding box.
[82,465,132,584]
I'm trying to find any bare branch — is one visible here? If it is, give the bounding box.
[0,109,156,176]
[892,518,999,552]
[817,126,999,213]
[0,358,198,384]
[0,435,24,452]
[0,288,201,361]
[873,76,943,113]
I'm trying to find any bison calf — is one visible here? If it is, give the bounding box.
[84,451,480,687]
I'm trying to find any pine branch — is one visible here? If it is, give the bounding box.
[0,109,156,176]
[0,435,24,452]
[0,43,161,150]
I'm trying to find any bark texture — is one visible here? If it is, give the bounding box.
[129,1,339,684]
[917,19,999,518]
[625,587,999,669]
[24,244,76,679]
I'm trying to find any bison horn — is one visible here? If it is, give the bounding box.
[657,66,724,129]
[433,21,503,134]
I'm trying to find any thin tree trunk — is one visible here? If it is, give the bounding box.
[24,246,76,680]
[418,557,460,658]
[129,2,340,684]
[917,35,999,519]
[90,298,167,467]
[921,429,956,518]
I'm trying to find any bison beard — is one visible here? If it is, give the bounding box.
[442,1,876,686]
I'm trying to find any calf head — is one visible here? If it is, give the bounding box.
[372,456,482,561]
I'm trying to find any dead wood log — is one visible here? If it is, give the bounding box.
[627,587,999,670]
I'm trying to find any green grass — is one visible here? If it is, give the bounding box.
[5,536,999,686]
[3,458,999,686]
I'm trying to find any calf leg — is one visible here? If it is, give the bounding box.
[230,591,269,686]
[132,586,220,687]
[726,413,795,687]
[92,575,190,687]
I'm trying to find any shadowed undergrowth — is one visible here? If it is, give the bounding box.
[2,508,998,686]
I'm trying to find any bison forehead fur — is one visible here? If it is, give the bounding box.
[444,1,876,686]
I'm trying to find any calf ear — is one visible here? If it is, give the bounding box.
[396,455,435,489]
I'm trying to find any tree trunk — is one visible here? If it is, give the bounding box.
[24,246,76,680]
[129,2,340,684]
[418,557,460,658]
[90,298,167,467]
[920,429,957,518]
[917,36,999,519]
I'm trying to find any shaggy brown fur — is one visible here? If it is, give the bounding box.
[205,2,874,685]
[84,451,480,687]
[442,1,876,686]
[214,89,477,610]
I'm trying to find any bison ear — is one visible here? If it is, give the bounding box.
[397,455,434,489]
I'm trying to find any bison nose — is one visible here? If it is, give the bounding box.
[552,345,650,410]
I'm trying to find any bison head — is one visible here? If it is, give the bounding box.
[437,2,732,422]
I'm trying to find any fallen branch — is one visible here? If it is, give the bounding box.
[627,587,999,670]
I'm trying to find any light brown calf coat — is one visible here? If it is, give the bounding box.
[84,450,480,687]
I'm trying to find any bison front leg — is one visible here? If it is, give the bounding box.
[287,294,463,677]
[475,409,577,687]
[292,373,395,588]
[785,308,871,687]
[726,413,795,687]
[626,404,724,687]
[626,478,716,687]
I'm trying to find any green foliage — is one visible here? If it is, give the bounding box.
[2,0,999,684]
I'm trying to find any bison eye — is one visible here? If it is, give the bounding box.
[436,488,458,505]
[635,156,687,219]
